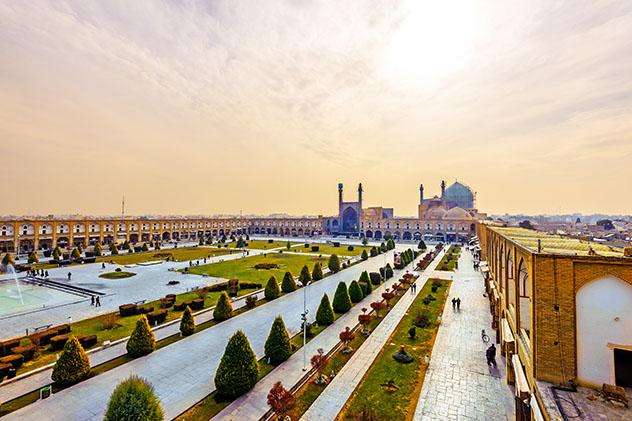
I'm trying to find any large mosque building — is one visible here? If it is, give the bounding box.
[329,180,485,242]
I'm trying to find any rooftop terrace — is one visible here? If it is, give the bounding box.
[492,226,625,257]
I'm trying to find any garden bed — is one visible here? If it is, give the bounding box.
[337,278,451,420]
[98,271,136,279]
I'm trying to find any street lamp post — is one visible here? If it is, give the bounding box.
[301,280,310,371]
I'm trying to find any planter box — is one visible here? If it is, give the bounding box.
[0,354,24,368]
[190,298,204,310]
[147,309,168,325]
[11,344,37,361]
[78,335,98,348]
[49,334,70,351]
[119,304,138,317]
[0,338,21,357]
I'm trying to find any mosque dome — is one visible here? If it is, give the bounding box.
[443,207,472,220]
[443,181,474,209]
[425,207,447,220]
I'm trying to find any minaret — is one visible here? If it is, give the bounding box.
[338,183,344,218]
[357,183,363,237]
[440,180,446,197]
[419,184,424,204]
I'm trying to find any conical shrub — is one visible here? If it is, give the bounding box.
[315,294,335,325]
[94,243,103,256]
[359,271,370,284]
[327,254,340,273]
[348,280,364,303]
[180,306,195,336]
[71,247,81,259]
[361,250,369,261]
[215,330,259,399]
[104,375,164,421]
[312,262,324,281]
[51,336,90,386]
[264,316,292,365]
[265,276,281,300]
[214,292,233,321]
[127,315,156,357]
[28,251,39,264]
[332,282,352,313]
[2,253,15,266]
[281,271,297,293]
[298,265,311,288]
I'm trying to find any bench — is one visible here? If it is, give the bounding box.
[133,300,147,305]
[602,383,629,408]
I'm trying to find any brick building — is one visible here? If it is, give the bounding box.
[477,223,632,420]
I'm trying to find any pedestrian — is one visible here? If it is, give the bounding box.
[456,298,461,311]
[45,270,49,277]
[91,296,95,306]
[451,298,456,310]
[95,296,101,307]
[413,282,417,294]
[67,272,71,281]
[486,344,497,367]
[102,262,105,269]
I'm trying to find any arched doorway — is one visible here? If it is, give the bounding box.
[577,276,632,387]
[342,207,358,232]
[374,230,382,240]
[365,230,373,239]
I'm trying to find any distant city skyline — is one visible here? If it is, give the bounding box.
[2,1,632,216]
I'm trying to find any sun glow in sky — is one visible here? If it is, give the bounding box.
[1,1,631,217]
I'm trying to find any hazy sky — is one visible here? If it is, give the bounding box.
[1,0,631,217]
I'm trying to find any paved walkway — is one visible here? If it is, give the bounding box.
[413,249,515,420]
[214,249,430,420]
[298,248,446,421]
[2,247,407,420]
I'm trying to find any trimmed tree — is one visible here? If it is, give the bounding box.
[361,249,369,261]
[52,247,62,260]
[360,277,372,295]
[2,253,15,266]
[127,315,156,357]
[214,292,233,321]
[215,330,259,399]
[180,306,195,336]
[71,247,81,259]
[348,280,364,303]
[264,316,292,364]
[110,243,119,255]
[280,272,296,293]
[359,271,370,285]
[298,265,311,288]
[28,251,39,264]
[385,263,394,279]
[332,282,352,313]
[51,336,90,386]
[312,262,324,281]
[265,276,281,300]
[267,381,295,420]
[418,240,427,250]
[104,375,164,421]
[327,254,341,273]
[141,243,149,252]
[315,293,335,325]
[94,243,103,256]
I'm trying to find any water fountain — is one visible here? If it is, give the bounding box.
[4,263,24,305]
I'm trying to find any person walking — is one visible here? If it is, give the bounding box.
[486,344,497,367]
[90,296,95,306]
[44,270,49,277]
[67,272,72,281]
[451,298,456,310]
[95,296,101,307]
[456,298,461,311]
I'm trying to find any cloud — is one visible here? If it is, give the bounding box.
[0,0,631,215]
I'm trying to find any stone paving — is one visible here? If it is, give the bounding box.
[299,248,446,421]
[2,246,407,420]
[412,249,515,421]
[214,249,431,420]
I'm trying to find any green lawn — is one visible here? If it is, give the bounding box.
[98,271,136,279]
[437,245,461,271]
[235,240,296,250]
[12,287,258,376]
[290,243,372,257]
[97,246,237,265]
[186,252,329,284]
[338,279,451,420]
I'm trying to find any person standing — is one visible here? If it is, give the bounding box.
[456,298,461,311]
[451,298,456,310]
[486,344,497,367]
[91,296,95,306]
[95,296,101,307]
[67,272,72,281]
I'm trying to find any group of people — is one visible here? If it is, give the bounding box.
[26,268,49,278]
[90,295,101,307]
[451,297,462,311]
[409,281,418,294]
